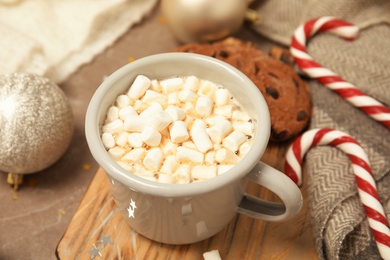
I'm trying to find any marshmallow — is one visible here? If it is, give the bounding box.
[102,119,123,134]
[195,96,213,116]
[233,121,254,135]
[215,88,231,106]
[106,106,119,122]
[215,148,239,164]
[169,121,189,143]
[160,77,184,93]
[157,173,175,184]
[150,79,162,92]
[119,106,137,121]
[232,110,252,121]
[239,141,251,156]
[203,250,222,260]
[142,90,167,106]
[182,141,197,150]
[205,151,216,165]
[134,164,154,177]
[141,126,162,147]
[122,148,146,162]
[184,114,194,129]
[206,119,233,144]
[214,105,233,117]
[115,132,129,147]
[178,89,197,102]
[116,161,132,172]
[176,146,204,163]
[102,133,115,149]
[139,102,163,117]
[204,115,225,126]
[191,165,217,180]
[167,92,179,105]
[133,100,149,113]
[108,147,125,160]
[163,140,177,155]
[183,102,194,113]
[149,110,173,131]
[197,80,217,98]
[127,75,151,99]
[184,75,200,91]
[127,133,143,147]
[143,147,162,171]
[124,115,148,132]
[116,94,131,108]
[173,164,191,184]
[190,119,213,153]
[223,131,247,152]
[165,106,186,121]
[160,155,178,174]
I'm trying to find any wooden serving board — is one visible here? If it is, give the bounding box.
[56,143,318,259]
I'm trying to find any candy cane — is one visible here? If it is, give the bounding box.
[290,16,390,129]
[285,128,390,259]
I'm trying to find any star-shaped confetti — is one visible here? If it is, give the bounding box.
[98,234,112,247]
[130,199,137,210]
[127,205,135,218]
[88,244,101,259]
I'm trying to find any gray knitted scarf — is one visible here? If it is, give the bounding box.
[251,0,390,259]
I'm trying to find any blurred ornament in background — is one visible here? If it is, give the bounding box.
[161,0,260,43]
[0,73,74,190]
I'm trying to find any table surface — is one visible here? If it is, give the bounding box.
[0,4,318,260]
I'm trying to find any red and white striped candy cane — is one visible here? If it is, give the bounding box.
[285,128,390,259]
[290,16,390,129]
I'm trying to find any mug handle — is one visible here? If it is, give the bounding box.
[237,161,303,222]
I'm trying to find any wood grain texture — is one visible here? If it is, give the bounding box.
[56,143,318,260]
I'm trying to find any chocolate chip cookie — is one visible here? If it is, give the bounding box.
[174,37,311,142]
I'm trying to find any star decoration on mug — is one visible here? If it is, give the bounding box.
[127,199,137,218]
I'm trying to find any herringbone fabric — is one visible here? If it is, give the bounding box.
[252,1,390,259]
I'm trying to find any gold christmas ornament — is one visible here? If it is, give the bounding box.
[161,0,250,43]
[0,73,73,189]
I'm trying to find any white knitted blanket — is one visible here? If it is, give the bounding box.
[0,0,157,83]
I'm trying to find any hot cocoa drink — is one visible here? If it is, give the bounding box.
[101,74,255,184]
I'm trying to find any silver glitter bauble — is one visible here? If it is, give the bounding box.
[161,0,247,43]
[0,73,73,174]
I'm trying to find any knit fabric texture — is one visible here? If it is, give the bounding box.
[0,0,157,83]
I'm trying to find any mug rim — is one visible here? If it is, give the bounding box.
[85,52,271,197]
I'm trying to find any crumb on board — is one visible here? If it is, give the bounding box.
[159,16,167,24]
[57,209,66,215]
[12,193,18,200]
[127,57,136,63]
[83,163,92,171]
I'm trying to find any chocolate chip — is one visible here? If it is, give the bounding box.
[219,50,229,58]
[280,53,294,66]
[296,111,307,121]
[271,129,288,141]
[266,87,279,99]
[254,64,260,74]
[268,72,279,79]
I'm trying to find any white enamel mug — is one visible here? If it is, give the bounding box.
[85,53,302,245]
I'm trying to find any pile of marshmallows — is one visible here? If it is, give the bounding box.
[101,75,255,184]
